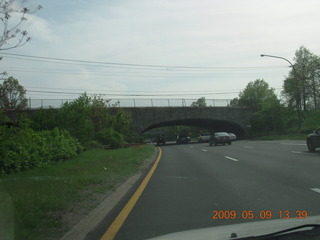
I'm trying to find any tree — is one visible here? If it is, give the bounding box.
[0,0,42,51]
[238,79,278,110]
[282,46,320,111]
[229,97,239,107]
[0,0,42,79]
[191,97,206,107]
[253,98,286,133]
[0,76,27,109]
[58,93,95,144]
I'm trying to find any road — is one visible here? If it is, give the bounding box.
[93,140,320,240]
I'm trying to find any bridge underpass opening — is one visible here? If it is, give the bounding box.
[142,119,246,140]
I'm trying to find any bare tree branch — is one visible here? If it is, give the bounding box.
[0,0,42,51]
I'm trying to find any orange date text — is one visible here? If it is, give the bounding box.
[212,210,308,220]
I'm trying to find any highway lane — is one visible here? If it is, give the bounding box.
[103,140,320,240]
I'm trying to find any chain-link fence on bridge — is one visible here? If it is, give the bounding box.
[26,98,232,109]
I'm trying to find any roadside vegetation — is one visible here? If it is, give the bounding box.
[0,93,136,174]
[0,85,155,239]
[0,92,156,239]
[0,145,156,240]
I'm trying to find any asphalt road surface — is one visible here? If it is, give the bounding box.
[94,140,320,240]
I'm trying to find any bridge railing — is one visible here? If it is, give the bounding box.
[26,98,232,109]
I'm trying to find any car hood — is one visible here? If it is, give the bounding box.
[146,215,320,240]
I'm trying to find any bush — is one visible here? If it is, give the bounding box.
[0,126,82,174]
[96,128,125,149]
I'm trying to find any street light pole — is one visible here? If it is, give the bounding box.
[260,54,301,129]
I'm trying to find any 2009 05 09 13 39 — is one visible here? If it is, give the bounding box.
[212,210,308,220]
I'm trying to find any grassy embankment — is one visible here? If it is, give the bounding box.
[0,144,157,240]
[252,110,320,141]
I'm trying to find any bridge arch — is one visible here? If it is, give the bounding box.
[144,118,246,139]
[122,107,255,138]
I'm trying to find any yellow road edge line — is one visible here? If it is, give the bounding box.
[100,147,162,240]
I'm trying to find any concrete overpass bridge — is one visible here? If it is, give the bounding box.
[3,98,255,138]
[120,107,254,139]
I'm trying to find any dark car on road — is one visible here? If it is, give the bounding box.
[307,128,320,152]
[176,134,190,144]
[156,136,166,146]
[209,132,232,146]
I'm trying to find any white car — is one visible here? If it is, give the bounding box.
[198,133,211,142]
[228,133,237,141]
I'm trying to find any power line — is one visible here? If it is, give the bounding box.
[1,52,288,71]
[26,86,284,97]
[25,85,239,93]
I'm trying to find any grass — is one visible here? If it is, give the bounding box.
[0,144,156,240]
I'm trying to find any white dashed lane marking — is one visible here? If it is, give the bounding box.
[224,156,239,162]
[311,188,320,194]
[291,151,313,155]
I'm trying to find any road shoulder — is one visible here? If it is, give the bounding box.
[60,146,159,240]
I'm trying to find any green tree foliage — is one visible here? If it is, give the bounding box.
[229,97,239,107]
[0,77,27,109]
[31,93,132,147]
[282,46,320,111]
[30,107,60,131]
[58,94,95,144]
[237,79,278,110]
[191,97,207,107]
[231,79,290,134]
[252,98,286,133]
[96,128,124,149]
[110,109,131,137]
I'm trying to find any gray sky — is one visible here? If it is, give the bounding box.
[2,0,320,104]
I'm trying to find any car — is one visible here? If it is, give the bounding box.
[228,133,237,141]
[306,128,320,152]
[198,133,211,142]
[144,138,152,143]
[209,132,232,146]
[176,134,190,144]
[156,136,166,145]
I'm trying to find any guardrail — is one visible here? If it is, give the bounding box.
[26,98,232,108]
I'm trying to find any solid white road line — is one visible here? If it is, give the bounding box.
[291,151,310,155]
[311,188,320,194]
[281,143,306,146]
[224,156,239,162]
[201,149,208,152]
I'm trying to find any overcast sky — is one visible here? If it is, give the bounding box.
[1,0,320,106]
